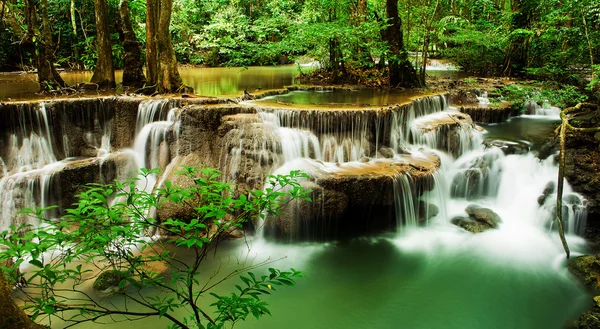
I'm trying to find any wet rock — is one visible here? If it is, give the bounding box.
[418,201,439,223]
[266,153,441,240]
[484,140,528,155]
[451,216,491,233]
[448,89,479,105]
[156,153,203,223]
[537,181,557,206]
[378,147,394,158]
[93,270,127,291]
[569,254,600,329]
[359,156,370,163]
[465,204,501,228]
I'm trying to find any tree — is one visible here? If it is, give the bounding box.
[5,0,68,92]
[146,0,189,93]
[119,0,146,88]
[385,0,420,87]
[91,0,116,88]
[0,167,309,328]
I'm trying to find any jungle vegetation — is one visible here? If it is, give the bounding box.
[0,0,597,94]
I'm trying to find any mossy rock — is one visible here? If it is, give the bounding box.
[573,310,600,329]
[568,255,600,290]
[93,270,128,291]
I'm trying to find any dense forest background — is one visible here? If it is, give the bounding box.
[0,0,598,90]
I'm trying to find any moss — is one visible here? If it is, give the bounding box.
[93,270,128,291]
[568,255,600,289]
[0,273,47,329]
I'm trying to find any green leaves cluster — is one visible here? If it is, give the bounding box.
[0,166,310,329]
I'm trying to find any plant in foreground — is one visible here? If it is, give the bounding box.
[0,166,311,329]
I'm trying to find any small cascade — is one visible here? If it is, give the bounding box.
[257,109,372,163]
[526,100,562,118]
[389,95,448,151]
[392,174,418,228]
[410,110,483,158]
[133,99,181,189]
[477,91,490,105]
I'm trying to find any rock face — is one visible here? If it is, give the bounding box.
[264,152,441,240]
[568,254,600,329]
[563,103,600,243]
[456,104,517,123]
[452,204,502,233]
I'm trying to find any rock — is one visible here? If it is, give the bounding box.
[568,254,600,329]
[93,270,127,291]
[448,89,479,105]
[418,201,439,223]
[378,147,394,158]
[156,153,203,223]
[451,216,491,233]
[465,204,501,228]
[484,140,528,155]
[359,156,370,163]
[266,153,441,240]
[568,254,600,290]
[537,181,557,206]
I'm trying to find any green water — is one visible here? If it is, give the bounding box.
[252,89,430,108]
[52,237,588,329]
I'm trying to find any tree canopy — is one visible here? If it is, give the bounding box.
[0,0,597,92]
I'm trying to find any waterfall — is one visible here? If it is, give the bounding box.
[132,99,181,190]
[526,100,562,118]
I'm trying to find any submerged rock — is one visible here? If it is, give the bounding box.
[93,270,128,291]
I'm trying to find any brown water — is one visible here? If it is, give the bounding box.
[0,65,463,101]
[0,66,304,101]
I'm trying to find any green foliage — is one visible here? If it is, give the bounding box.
[0,167,310,328]
[495,82,588,112]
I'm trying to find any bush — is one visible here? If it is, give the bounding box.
[0,166,310,328]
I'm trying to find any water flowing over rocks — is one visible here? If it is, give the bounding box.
[562,103,600,243]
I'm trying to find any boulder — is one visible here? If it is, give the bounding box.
[465,204,501,228]
[448,89,479,105]
[265,152,441,240]
[451,216,491,233]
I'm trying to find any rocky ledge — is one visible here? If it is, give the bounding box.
[264,151,441,241]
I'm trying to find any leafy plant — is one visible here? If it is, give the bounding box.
[0,166,310,329]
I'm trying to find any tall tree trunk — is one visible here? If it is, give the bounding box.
[91,0,115,88]
[156,0,185,93]
[119,0,145,88]
[385,0,420,87]
[0,272,46,329]
[27,0,66,92]
[146,0,159,87]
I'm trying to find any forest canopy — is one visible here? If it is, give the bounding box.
[0,0,598,91]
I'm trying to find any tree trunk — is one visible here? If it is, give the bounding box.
[91,0,115,88]
[146,0,159,87]
[156,0,186,93]
[119,0,146,88]
[32,0,66,92]
[0,273,45,329]
[385,0,421,87]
